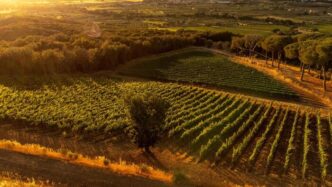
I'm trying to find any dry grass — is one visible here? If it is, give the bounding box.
[0,140,173,184]
[0,172,54,187]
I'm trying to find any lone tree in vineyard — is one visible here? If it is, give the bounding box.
[125,93,170,153]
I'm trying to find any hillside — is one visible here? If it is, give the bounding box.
[119,48,299,101]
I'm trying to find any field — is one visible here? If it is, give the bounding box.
[154,25,290,36]
[0,0,332,186]
[0,73,331,184]
[120,48,299,100]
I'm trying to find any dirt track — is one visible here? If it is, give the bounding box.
[0,148,168,187]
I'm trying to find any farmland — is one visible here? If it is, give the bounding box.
[0,0,332,186]
[0,73,331,184]
[120,48,299,100]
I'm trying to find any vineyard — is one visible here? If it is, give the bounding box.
[119,48,299,100]
[164,85,332,183]
[0,74,331,183]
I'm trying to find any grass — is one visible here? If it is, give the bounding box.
[119,48,298,100]
[317,24,332,34]
[0,140,173,183]
[153,24,289,36]
[0,172,53,187]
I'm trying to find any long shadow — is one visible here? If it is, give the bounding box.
[143,150,168,172]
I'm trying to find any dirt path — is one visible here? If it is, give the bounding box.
[0,149,168,187]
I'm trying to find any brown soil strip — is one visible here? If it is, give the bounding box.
[0,149,168,187]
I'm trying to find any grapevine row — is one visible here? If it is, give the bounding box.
[231,103,272,164]
[248,107,281,167]
[265,108,289,174]
[215,104,264,160]
[316,113,328,180]
[199,102,255,160]
[283,108,299,174]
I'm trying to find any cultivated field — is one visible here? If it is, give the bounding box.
[0,73,331,184]
[0,0,332,186]
[120,48,299,100]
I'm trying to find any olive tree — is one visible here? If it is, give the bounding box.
[125,93,170,153]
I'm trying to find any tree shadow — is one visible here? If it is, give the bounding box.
[142,150,168,172]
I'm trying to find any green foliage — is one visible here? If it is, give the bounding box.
[231,104,272,164]
[283,108,299,173]
[284,42,299,60]
[248,107,281,167]
[199,101,254,160]
[215,104,263,158]
[302,113,311,179]
[262,35,292,58]
[0,30,202,74]
[265,108,289,174]
[299,40,319,67]
[316,113,328,180]
[120,49,298,100]
[125,93,170,150]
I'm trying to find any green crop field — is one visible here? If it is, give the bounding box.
[154,25,290,36]
[0,74,330,181]
[119,48,298,100]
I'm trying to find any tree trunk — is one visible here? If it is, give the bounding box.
[301,64,305,81]
[265,51,268,64]
[277,53,281,70]
[271,52,274,67]
[144,146,151,154]
[322,66,327,92]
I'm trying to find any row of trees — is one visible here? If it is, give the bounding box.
[231,33,332,91]
[0,30,235,74]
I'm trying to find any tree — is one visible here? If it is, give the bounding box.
[125,93,170,153]
[231,37,245,54]
[244,34,263,57]
[299,40,318,81]
[262,35,292,68]
[316,38,332,91]
[284,42,299,61]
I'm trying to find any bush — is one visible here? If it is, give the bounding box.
[125,93,170,152]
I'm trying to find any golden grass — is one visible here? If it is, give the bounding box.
[0,172,54,187]
[0,140,173,184]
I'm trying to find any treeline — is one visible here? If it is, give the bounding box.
[0,30,235,74]
[230,33,332,91]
